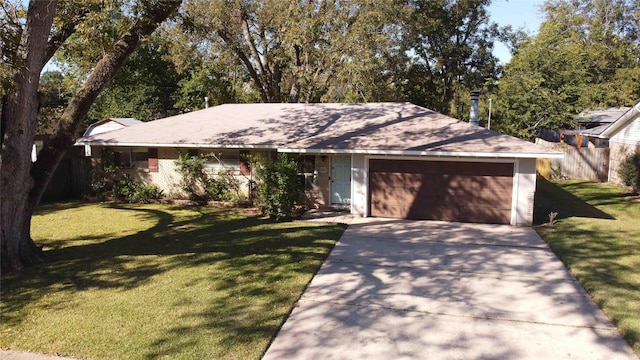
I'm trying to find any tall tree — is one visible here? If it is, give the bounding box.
[89,38,184,122]
[494,0,640,139]
[0,0,181,274]
[400,0,502,116]
[176,0,408,103]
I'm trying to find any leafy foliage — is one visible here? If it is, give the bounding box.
[174,152,240,201]
[494,0,640,139]
[176,0,409,103]
[250,153,304,220]
[619,150,640,194]
[173,60,259,111]
[1,0,181,274]
[89,158,163,203]
[88,38,184,122]
[399,0,502,116]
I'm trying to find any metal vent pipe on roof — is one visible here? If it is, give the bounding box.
[470,91,480,126]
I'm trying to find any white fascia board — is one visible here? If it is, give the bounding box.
[73,141,279,150]
[276,148,564,159]
[73,141,564,159]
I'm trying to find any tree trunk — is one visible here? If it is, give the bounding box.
[1,1,58,273]
[0,0,181,275]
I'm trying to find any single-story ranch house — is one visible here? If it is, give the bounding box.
[76,102,563,226]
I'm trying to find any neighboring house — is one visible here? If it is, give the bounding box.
[560,107,631,148]
[598,102,640,184]
[76,102,563,226]
[535,103,640,183]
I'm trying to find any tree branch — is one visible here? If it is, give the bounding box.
[29,0,182,206]
[241,15,267,77]
[218,29,269,102]
[44,7,96,65]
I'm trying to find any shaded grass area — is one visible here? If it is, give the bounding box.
[534,179,640,356]
[1,202,346,359]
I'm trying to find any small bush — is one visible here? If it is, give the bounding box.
[90,163,118,199]
[130,184,164,203]
[89,152,163,203]
[251,153,304,220]
[619,150,640,194]
[175,153,243,202]
[175,153,211,200]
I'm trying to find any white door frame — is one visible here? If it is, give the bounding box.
[331,155,352,205]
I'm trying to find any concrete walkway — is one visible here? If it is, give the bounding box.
[263,218,637,359]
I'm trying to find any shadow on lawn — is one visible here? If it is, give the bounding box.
[533,178,614,224]
[534,179,640,354]
[1,203,346,358]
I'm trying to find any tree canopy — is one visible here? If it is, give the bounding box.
[399,0,502,117]
[494,0,640,138]
[174,0,410,103]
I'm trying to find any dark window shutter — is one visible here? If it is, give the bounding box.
[148,148,158,172]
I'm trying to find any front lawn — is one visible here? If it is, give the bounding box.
[0,202,346,359]
[534,179,640,356]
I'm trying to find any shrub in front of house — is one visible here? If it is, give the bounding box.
[619,150,640,194]
[175,153,211,200]
[174,153,241,202]
[251,153,304,220]
[89,159,163,203]
[129,183,164,203]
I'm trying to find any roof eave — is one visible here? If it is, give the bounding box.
[278,148,564,159]
[74,140,280,150]
[76,140,563,159]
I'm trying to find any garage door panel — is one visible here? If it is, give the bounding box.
[370,172,427,191]
[369,159,442,174]
[444,162,513,176]
[370,202,410,218]
[369,160,514,224]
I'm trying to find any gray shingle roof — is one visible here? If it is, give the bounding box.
[577,108,631,125]
[77,102,561,158]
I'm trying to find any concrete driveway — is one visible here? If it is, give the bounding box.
[263,218,637,359]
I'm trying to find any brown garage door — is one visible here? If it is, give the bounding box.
[369,160,514,224]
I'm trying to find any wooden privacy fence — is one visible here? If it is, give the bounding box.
[535,138,610,182]
[42,157,90,202]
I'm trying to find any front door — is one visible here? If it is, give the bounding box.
[331,156,351,205]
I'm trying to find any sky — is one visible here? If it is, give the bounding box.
[487,0,546,64]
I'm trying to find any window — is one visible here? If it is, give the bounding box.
[113,148,149,169]
[204,149,240,172]
[292,155,316,189]
[114,150,132,168]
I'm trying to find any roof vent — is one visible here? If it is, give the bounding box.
[469,91,480,126]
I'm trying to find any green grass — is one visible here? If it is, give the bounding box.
[0,202,346,359]
[534,179,640,356]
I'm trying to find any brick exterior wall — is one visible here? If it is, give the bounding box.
[609,142,640,185]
